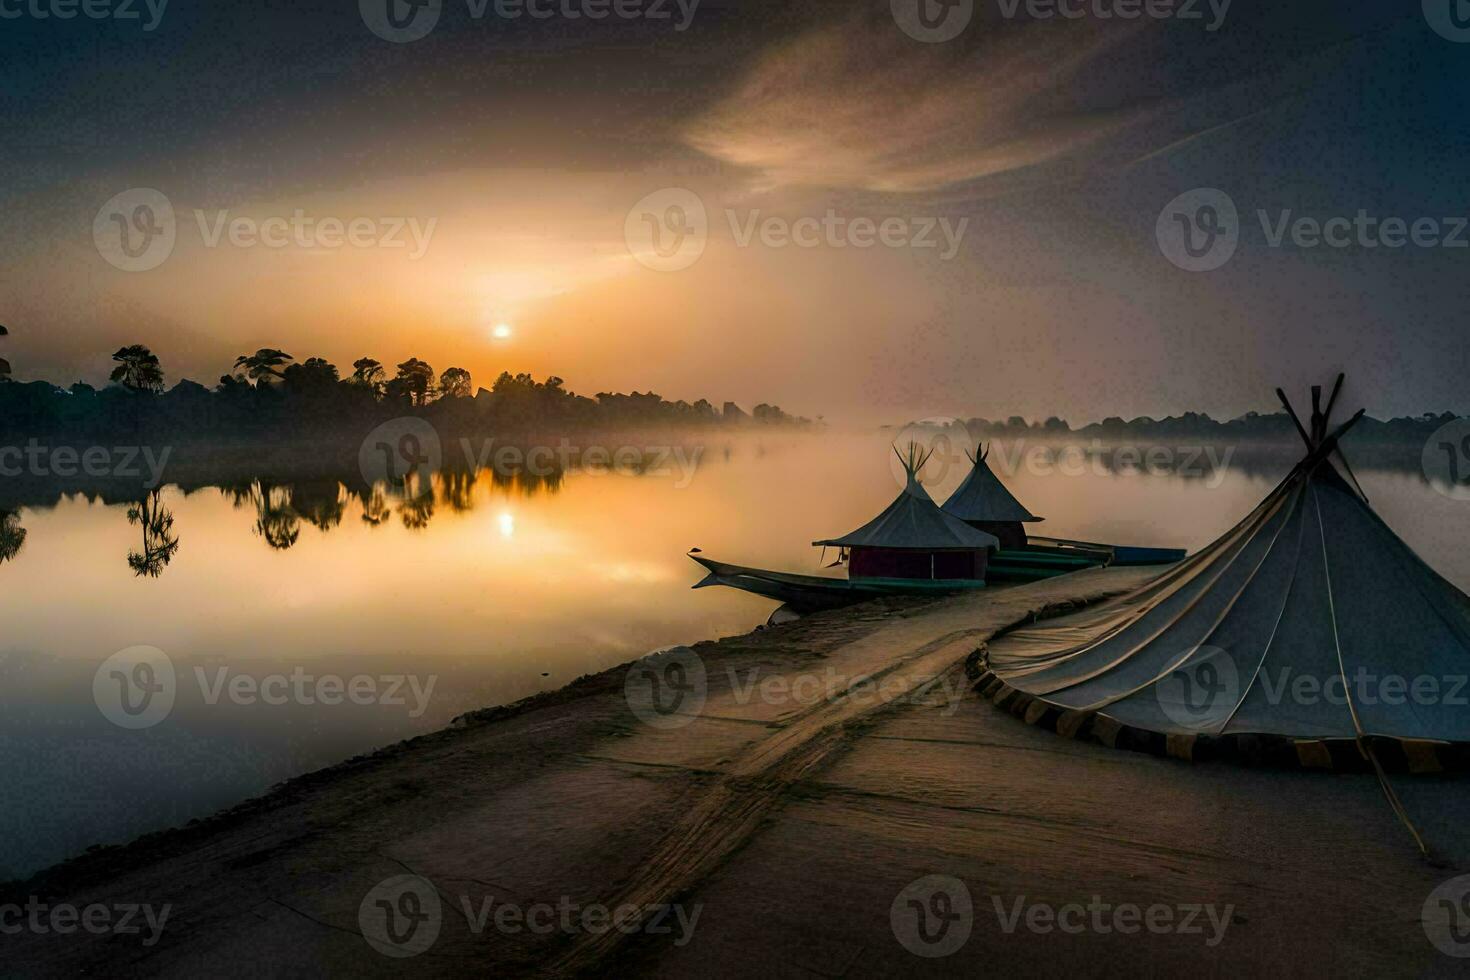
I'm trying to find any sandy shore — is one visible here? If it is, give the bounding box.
[5,566,1469,977]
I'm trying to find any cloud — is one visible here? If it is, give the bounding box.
[684,12,1151,195]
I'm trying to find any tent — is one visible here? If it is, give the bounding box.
[975,377,1470,781]
[942,444,1044,548]
[814,445,999,581]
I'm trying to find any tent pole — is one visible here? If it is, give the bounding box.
[1276,389,1313,448]
[1322,373,1345,430]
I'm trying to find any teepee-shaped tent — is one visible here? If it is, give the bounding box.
[942,444,1044,549]
[976,376,1470,775]
[814,444,999,581]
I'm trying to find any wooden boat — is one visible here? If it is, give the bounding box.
[689,443,1186,610]
[690,554,987,612]
[988,536,1186,583]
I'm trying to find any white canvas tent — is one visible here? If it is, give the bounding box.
[977,378,1470,771]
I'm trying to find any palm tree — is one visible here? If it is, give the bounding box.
[109,345,165,393]
[0,324,11,380]
[233,348,294,386]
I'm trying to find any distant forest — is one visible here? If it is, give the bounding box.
[0,336,810,439]
[896,409,1464,451]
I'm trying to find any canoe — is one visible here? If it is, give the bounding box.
[689,554,985,613]
[691,536,1186,607]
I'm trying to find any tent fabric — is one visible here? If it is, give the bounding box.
[985,412,1470,745]
[942,446,1044,524]
[813,477,1000,552]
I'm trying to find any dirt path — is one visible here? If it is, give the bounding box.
[7,565,1467,977]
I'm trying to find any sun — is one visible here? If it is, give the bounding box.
[492,323,513,340]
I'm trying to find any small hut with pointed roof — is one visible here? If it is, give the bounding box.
[941,444,1043,549]
[813,445,999,581]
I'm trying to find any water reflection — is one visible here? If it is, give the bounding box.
[0,433,1466,883]
[125,490,178,577]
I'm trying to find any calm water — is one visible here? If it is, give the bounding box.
[2,432,1466,880]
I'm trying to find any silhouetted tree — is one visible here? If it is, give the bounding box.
[251,482,300,550]
[387,358,435,407]
[234,348,294,386]
[0,509,25,563]
[0,324,10,381]
[290,479,346,530]
[282,357,340,396]
[358,487,392,527]
[126,490,179,577]
[110,345,165,393]
[350,357,386,394]
[438,366,472,400]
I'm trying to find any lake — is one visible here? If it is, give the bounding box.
[1,429,1466,881]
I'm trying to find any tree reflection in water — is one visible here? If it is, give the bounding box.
[0,509,26,564]
[126,490,179,577]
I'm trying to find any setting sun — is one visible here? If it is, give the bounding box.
[493,323,513,341]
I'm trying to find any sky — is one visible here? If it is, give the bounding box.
[1,0,1467,424]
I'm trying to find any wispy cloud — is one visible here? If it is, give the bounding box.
[684,13,1151,195]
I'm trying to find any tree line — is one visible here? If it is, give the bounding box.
[0,332,808,437]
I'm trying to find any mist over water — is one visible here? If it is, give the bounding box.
[1,431,1464,880]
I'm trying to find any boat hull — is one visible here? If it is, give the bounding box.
[689,538,1185,606]
[689,555,985,613]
